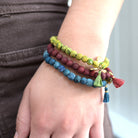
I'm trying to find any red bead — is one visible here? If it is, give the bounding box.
[47,48,54,55]
[101,72,106,80]
[66,60,73,67]
[56,53,63,60]
[83,69,90,76]
[47,43,53,49]
[51,49,58,57]
[90,70,95,77]
[106,72,111,79]
[105,67,112,73]
[78,66,85,73]
[94,72,98,78]
[72,63,79,70]
[61,57,68,64]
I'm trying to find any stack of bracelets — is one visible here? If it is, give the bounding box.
[43,36,125,103]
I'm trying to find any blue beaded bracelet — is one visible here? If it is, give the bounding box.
[43,50,109,103]
[43,50,107,87]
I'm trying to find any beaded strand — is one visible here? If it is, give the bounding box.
[43,50,107,88]
[47,43,114,82]
[50,36,110,69]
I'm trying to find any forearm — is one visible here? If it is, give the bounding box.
[57,0,124,59]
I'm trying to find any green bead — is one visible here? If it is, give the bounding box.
[82,56,88,62]
[57,42,63,49]
[87,58,93,65]
[76,53,83,60]
[61,45,68,52]
[50,36,56,42]
[70,50,77,57]
[65,48,72,55]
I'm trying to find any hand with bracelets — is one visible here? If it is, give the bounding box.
[14,0,124,138]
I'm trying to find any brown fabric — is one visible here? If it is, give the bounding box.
[0,1,113,137]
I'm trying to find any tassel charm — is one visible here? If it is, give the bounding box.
[103,86,109,103]
[94,71,102,87]
[112,77,125,88]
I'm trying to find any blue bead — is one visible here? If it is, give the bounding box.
[63,69,70,76]
[45,57,51,63]
[43,50,49,59]
[49,58,56,65]
[74,75,81,83]
[67,72,76,80]
[80,77,87,85]
[102,80,107,86]
[54,61,60,69]
[86,79,94,87]
[105,87,108,91]
[58,65,65,72]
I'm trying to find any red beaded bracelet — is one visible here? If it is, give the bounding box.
[47,43,124,88]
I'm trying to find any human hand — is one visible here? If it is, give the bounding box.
[14,61,104,138]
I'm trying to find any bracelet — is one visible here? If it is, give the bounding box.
[43,50,107,87]
[50,36,110,69]
[43,36,125,103]
[46,43,124,88]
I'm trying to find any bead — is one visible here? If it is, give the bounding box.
[106,72,111,79]
[54,61,60,69]
[43,50,49,59]
[58,65,65,72]
[78,66,85,73]
[76,53,83,60]
[102,80,107,86]
[47,43,53,49]
[74,75,81,83]
[49,58,56,65]
[56,41,62,49]
[66,60,73,67]
[47,48,54,55]
[86,79,94,86]
[56,53,63,60]
[101,71,106,80]
[87,58,93,65]
[70,50,77,58]
[45,57,51,63]
[105,87,108,91]
[51,49,58,57]
[94,72,98,78]
[61,45,68,52]
[65,48,72,55]
[63,69,70,76]
[72,63,79,70]
[67,72,76,80]
[80,77,87,85]
[83,69,90,76]
[61,57,68,64]
[93,61,100,68]
[82,56,88,62]
[90,70,95,77]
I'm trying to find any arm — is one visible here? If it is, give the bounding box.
[14,0,124,138]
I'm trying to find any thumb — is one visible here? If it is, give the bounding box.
[14,85,31,138]
[89,122,104,138]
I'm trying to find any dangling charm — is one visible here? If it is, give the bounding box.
[103,86,109,103]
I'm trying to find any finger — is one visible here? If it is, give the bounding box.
[89,123,104,138]
[29,130,51,138]
[14,85,31,138]
[73,127,90,138]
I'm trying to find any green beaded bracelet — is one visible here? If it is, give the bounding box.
[50,36,110,69]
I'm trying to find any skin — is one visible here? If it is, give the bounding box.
[14,0,124,138]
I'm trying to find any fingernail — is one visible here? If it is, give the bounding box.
[14,132,18,138]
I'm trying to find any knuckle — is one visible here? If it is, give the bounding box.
[60,117,76,133]
[32,116,53,133]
